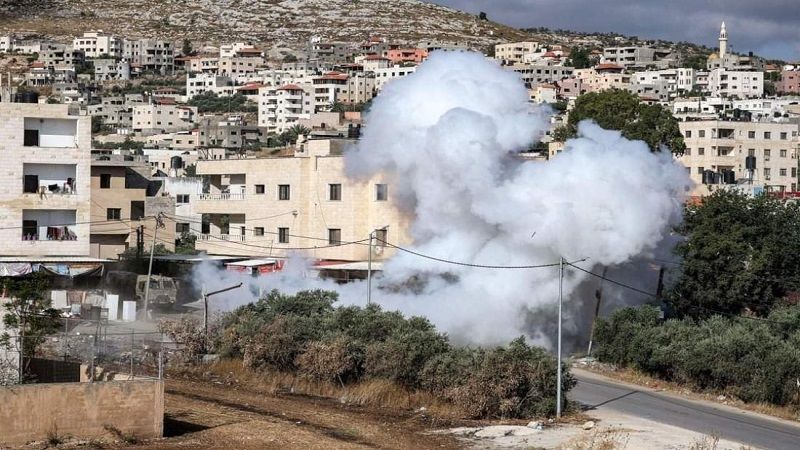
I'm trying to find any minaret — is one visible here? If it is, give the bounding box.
[719,21,728,58]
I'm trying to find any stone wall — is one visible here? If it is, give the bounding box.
[0,379,164,446]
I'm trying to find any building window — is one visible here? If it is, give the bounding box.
[764,132,771,140]
[375,184,388,201]
[329,183,342,201]
[374,228,387,245]
[328,228,341,245]
[780,168,787,177]
[176,194,190,203]
[278,227,289,243]
[254,227,264,236]
[684,130,691,138]
[793,168,797,178]
[698,148,705,156]
[684,148,691,156]
[698,130,706,138]
[765,149,771,161]
[764,168,771,179]
[255,184,265,194]
[176,223,190,233]
[278,184,290,200]
[697,166,704,174]
[748,131,755,139]
[107,208,121,220]
[100,173,111,189]
[780,149,787,158]
[748,149,755,156]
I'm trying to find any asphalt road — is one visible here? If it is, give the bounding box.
[570,369,800,449]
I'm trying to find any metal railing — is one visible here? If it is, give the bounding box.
[198,192,245,201]
[198,233,246,242]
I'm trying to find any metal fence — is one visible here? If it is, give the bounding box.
[5,316,174,384]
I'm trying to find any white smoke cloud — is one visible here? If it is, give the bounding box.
[194,51,691,349]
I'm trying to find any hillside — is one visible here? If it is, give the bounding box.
[0,0,530,50]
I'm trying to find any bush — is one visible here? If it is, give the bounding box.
[216,290,574,419]
[158,317,207,363]
[595,305,800,407]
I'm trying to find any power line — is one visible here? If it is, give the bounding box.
[378,239,571,269]
[0,216,157,231]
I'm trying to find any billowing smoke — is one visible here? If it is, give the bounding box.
[194,51,691,349]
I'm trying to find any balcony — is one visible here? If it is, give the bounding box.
[23,163,78,195]
[198,233,245,242]
[23,118,78,148]
[199,192,245,201]
[22,209,78,241]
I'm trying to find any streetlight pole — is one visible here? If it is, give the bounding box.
[143,213,164,320]
[202,282,243,352]
[556,256,564,418]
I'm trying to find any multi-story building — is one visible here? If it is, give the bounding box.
[778,69,800,95]
[574,64,631,93]
[123,39,174,74]
[217,56,263,77]
[87,96,133,130]
[494,41,540,65]
[678,120,800,195]
[258,83,315,133]
[186,73,237,98]
[73,31,122,58]
[193,138,409,261]
[94,58,131,81]
[132,103,198,135]
[0,103,91,257]
[312,72,376,107]
[39,43,85,69]
[508,64,574,88]
[374,65,416,91]
[633,68,697,96]
[602,46,673,69]
[90,155,175,259]
[307,38,352,64]
[707,68,764,99]
[384,48,427,65]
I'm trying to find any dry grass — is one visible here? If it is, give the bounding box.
[579,366,800,423]
[180,359,464,421]
[558,427,631,450]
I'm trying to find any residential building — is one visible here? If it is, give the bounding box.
[529,84,558,104]
[94,58,131,81]
[707,68,764,99]
[307,38,352,64]
[417,40,470,53]
[0,103,91,257]
[155,176,203,241]
[384,48,427,64]
[123,39,174,74]
[90,155,175,258]
[73,31,122,58]
[574,64,631,93]
[217,56,263,77]
[39,43,85,69]
[186,73,236,98]
[258,83,315,133]
[601,46,673,69]
[509,64,574,88]
[374,65,417,91]
[633,68,697,95]
[132,103,198,135]
[778,69,800,95]
[220,42,255,58]
[312,72,376,107]
[494,41,540,65]
[678,120,800,196]
[193,138,409,261]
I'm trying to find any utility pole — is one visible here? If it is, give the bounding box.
[367,226,388,305]
[143,213,164,320]
[136,225,144,258]
[556,256,564,418]
[586,266,608,356]
[202,282,243,352]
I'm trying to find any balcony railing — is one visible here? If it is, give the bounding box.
[23,180,78,195]
[199,193,245,201]
[198,233,245,242]
[22,226,78,241]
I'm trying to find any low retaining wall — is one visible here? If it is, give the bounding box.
[0,379,164,446]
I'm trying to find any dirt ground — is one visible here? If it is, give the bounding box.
[129,378,465,450]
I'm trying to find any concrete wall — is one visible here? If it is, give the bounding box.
[0,379,164,446]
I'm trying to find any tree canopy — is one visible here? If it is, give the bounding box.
[552,89,686,155]
[667,190,800,318]
[566,47,593,69]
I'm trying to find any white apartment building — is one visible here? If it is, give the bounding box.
[193,138,409,261]
[132,103,198,135]
[258,84,315,133]
[217,56,263,77]
[374,65,416,91]
[574,66,632,93]
[707,69,764,99]
[494,41,540,64]
[186,73,236,98]
[678,120,800,195]
[0,103,92,257]
[73,31,122,58]
[633,68,696,95]
[509,64,574,88]
[220,42,255,58]
[312,72,376,107]
[602,46,673,69]
[673,97,731,120]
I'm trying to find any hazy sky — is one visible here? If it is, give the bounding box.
[427,0,800,61]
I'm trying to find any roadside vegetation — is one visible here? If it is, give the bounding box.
[160,289,575,419]
[594,190,800,411]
